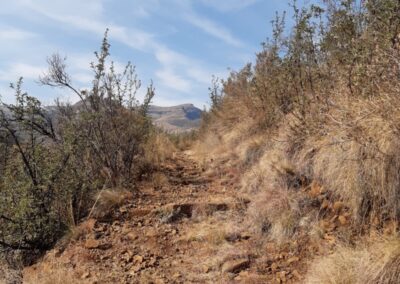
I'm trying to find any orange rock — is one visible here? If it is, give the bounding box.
[81,271,91,279]
[292,270,302,280]
[126,232,138,241]
[221,258,250,273]
[271,262,279,271]
[320,220,331,230]
[276,271,287,283]
[202,265,210,273]
[86,218,97,231]
[338,215,347,225]
[287,256,299,264]
[321,199,330,210]
[333,201,344,212]
[133,255,144,264]
[324,234,336,245]
[84,239,100,249]
[309,182,323,198]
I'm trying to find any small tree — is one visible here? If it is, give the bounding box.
[40,29,155,188]
[0,30,155,258]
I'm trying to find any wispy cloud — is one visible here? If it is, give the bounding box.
[155,69,191,93]
[200,0,260,12]
[0,63,46,82]
[0,27,37,41]
[184,13,243,47]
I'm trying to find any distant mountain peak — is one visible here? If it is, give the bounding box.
[148,104,202,133]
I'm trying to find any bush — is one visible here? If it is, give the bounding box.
[0,30,155,258]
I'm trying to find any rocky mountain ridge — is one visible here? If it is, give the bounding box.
[148,104,202,133]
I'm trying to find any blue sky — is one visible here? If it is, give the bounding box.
[0,0,310,108]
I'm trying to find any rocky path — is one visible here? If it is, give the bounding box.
[22,152,249,283]
[22,152,307,283]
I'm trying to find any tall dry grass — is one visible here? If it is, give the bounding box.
[142,130,176,169]
[305,237,400,284]
[193,2,400,281]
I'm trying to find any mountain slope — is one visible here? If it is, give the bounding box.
[148,104,202,133]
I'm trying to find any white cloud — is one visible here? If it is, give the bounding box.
[7,0,103,19]
[200,0,259,12]
[0,86,14,103]
[187,67,227,85]
[1,1,153,51]
[0,27,37,41]
[67,54,96,71]
[154,46,190,67]
[156,69,191,93]
[71,72,93,85]
[183,12,243,47]
[0,63,46,82]
[152,87,206,108]
[154,45,226,93]
[133,6,150,18]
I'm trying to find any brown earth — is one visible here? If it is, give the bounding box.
[22,152,315,283]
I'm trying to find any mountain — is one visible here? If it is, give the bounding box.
[0,103,203,133]
[148,104,202,133]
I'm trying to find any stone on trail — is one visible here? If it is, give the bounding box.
[222,258,250,273]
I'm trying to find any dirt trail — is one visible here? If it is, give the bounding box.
[23,152,304,283]
[24,153,244,283]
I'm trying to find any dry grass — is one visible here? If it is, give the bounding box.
[183,222,228,245]
[194,70,400,283]
[237,94,400,240]
[64,218,97,243]
[151,172,169,190]
[24,264,84,284]
[189,4,400,282]
[292,95,400,227]
[89,189,132,219]
[305,237,400,284]
[143,131,176,169]
[245,187,314,244]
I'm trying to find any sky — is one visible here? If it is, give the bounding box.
[0,0,311,108]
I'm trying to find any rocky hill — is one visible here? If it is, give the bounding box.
[148,104,202,133]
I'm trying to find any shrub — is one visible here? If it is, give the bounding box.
[0,30,155,258]
[0,81,70,253]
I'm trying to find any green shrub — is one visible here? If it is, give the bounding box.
[0,30,155,257]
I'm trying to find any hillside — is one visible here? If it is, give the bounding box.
[148,104,202,133]
[65,102,202,133]
[0,103,201,134]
